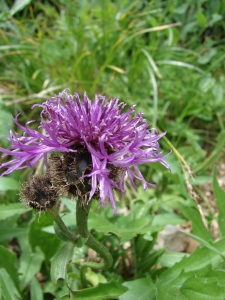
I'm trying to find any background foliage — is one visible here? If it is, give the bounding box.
[0,0,225,299]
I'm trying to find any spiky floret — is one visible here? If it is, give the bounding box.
[0,90,170,214]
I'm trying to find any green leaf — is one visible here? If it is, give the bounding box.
[157,266,213,300]
[213,84,223,104]
[190,175,212,185]
[75,280,127,300]
[19,244,45,290]
[0,227,27,242]
[181,231,225,259]
[0,203,30,220]
[157,287,184,300]
[159,252,189,268]
[89,211,156,243]
[196,13,207,27]
[152,213,185,226]
[198,49,217,65]
[158,238,225,283]
[137,248,165,274]
[0,177,20,191]
[61,197,76,213]
[42,281,58,295]
[156,238,225,299]
[207,269,225,285]
[175,3,189,14]
[85,268,107,286]
[178,202,212,241]
[194,130,225,173]
[53,222,70,242]
[0,245,19,289]
[77,237,88,248]
[50,242,75,285]
[30,276,44,300]
[119,277,155,300]
[213,167,225,237]
[29,213,62,260]
[10,0,32,16]
[180,277,225,299]
[209,13,223,26]
[0,268,21,300]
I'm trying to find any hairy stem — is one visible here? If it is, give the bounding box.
[76,200,113,270]
[49,206,79,244]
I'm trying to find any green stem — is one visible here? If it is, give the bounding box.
[76,201,113,270]
[80,266,89,288]
[48,207,79,244]
[131,238,138,278]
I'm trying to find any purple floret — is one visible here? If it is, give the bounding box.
[0,90,170,214]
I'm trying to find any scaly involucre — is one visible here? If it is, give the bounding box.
[0,90,170,214]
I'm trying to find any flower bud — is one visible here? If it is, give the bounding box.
[20,174,59,211]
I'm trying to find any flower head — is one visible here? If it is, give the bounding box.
[0,90,170,214]
[20,173,59,211]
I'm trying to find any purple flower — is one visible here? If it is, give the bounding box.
[0,90,170,214]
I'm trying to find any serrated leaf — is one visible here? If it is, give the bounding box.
[156,238,225,299]
[157,286,184,300]
[0,203,30,220]
[156,266,213,300]
[0,268,21,300]
[119,278,155,300]
[50,242,75,285]
[213,167,225,237]
[88,212,118,234]
[30,276,44,300]
[158,238,225,283]
[206,270,225,289]
[180,276,225,300]
[89,212,154,243]
[75,280,127,300]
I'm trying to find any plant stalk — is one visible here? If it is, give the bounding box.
[48,206,79,244]
[76,200,113,270]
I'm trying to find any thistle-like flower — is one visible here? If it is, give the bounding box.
[0,90,170,214]
[20,173,59,211]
